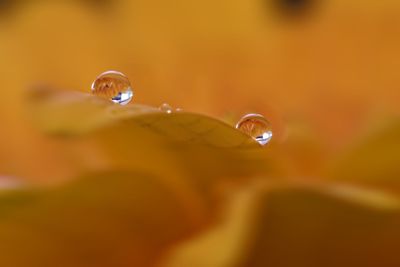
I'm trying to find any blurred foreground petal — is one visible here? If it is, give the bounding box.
[0,172,205,267]
[161,182,400,267]
[328,119,400,191]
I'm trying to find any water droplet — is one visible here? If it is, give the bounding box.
[91,70,133,105]
[175,108,183,112]
[236,114,273,145]
[159,103,173,113]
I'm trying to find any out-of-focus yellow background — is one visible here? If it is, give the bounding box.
[1,0,400,180]
[1,1,400,266]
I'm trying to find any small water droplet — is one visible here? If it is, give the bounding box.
[91,70,133,105]
[236,113,273,145]
[175,108,183,112]
[159,103,173,113]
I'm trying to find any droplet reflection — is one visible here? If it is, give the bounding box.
[236,113,273,145]
[91,70,133,105]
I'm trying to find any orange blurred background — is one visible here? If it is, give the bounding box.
[2,1,399,135]
[0,1,400,266]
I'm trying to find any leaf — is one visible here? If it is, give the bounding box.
[161,182,400,267]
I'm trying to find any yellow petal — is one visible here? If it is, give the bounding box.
[327,119,400,189]
[161,182,400,267]
[0,172,206,267]
[28,87,258,148]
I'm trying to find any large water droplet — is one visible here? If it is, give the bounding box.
[91,70,133,105]
[236,113,273,145]
[159,103,173,113]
